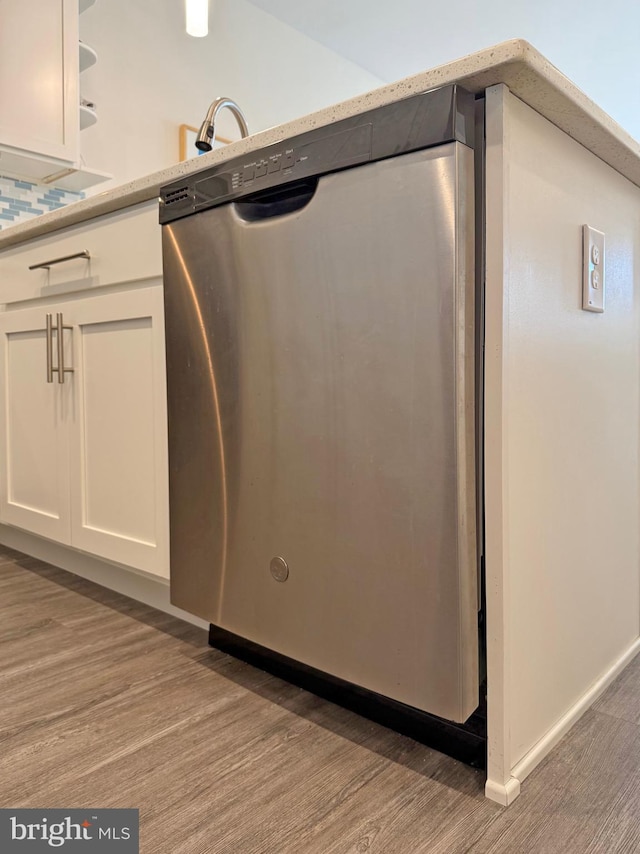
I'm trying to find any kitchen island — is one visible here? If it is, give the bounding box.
[0,40,639,806]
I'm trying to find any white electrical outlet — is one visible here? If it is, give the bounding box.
[582,225,605,313]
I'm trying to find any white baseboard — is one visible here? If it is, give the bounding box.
[0,523,208,630]
[486,637,640,805]
[485,776,521,806]
[509,637,640,786]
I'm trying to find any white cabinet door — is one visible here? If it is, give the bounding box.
[0,307,72,543]
[0,285,169,578]
[0,0,79,169]
[68,287,169,578]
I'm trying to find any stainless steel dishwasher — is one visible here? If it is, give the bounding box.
[160,85,480,726]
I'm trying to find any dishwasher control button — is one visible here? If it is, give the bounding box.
[255,161,267,177]
[242,166,255,182]
[270,556,289,582]
[282,151,295,168]
[268,157,281,173]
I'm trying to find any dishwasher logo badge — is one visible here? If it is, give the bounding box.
[1,809,139,851]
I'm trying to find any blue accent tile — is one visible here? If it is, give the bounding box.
[0,176,79,224]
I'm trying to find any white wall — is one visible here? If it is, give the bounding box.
[251,0,640,142]
[423,0,640,142]
[78,0,382,192]
[462,0,639,142]
[484,84,640,802]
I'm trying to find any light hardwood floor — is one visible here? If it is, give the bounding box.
[1,546,639,853]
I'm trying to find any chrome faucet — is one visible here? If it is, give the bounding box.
[195,97,249,151]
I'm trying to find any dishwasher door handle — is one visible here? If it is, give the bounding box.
[233,178,318,221]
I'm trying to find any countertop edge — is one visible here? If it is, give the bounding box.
[2,38,638,251]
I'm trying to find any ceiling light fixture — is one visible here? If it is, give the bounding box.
[186,0,208,38]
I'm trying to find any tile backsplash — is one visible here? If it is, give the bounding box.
[0,176,85,230]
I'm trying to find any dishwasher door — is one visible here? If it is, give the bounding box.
[162,141,478,722]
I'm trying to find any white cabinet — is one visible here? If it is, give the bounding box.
[0,0,78,165]
[0,0,109,189]
[69,287,168,574]
[0,204,163,306]
[0,306,71,543]
[0,285,169,579]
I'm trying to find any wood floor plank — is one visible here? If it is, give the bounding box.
[465,708,640,854]
[1,555,640,853]
[592,652,640,725]
[9,556,210,652]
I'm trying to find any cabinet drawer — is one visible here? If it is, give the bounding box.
[0,201,162,303]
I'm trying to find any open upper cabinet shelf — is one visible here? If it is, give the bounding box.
[79,104,98,130]
[79,42,98,73]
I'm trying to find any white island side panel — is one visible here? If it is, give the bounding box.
[484,84,640,802]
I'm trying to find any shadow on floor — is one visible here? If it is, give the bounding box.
[11,552,486,801]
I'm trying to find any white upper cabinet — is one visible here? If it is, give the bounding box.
[0,0,109,189]
[0,0,79,166]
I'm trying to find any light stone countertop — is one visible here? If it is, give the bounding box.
[1,38,639,251]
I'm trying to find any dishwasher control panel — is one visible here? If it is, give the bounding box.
[192,123,373,211]
[160,84,476,223]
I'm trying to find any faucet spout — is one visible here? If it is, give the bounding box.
[196,97,249,152]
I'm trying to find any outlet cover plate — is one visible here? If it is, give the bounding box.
[583,225,605,313]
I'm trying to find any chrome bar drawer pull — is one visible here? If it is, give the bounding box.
[51,313,74,384]
[29,250,90,271]
[45,313,54,383]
